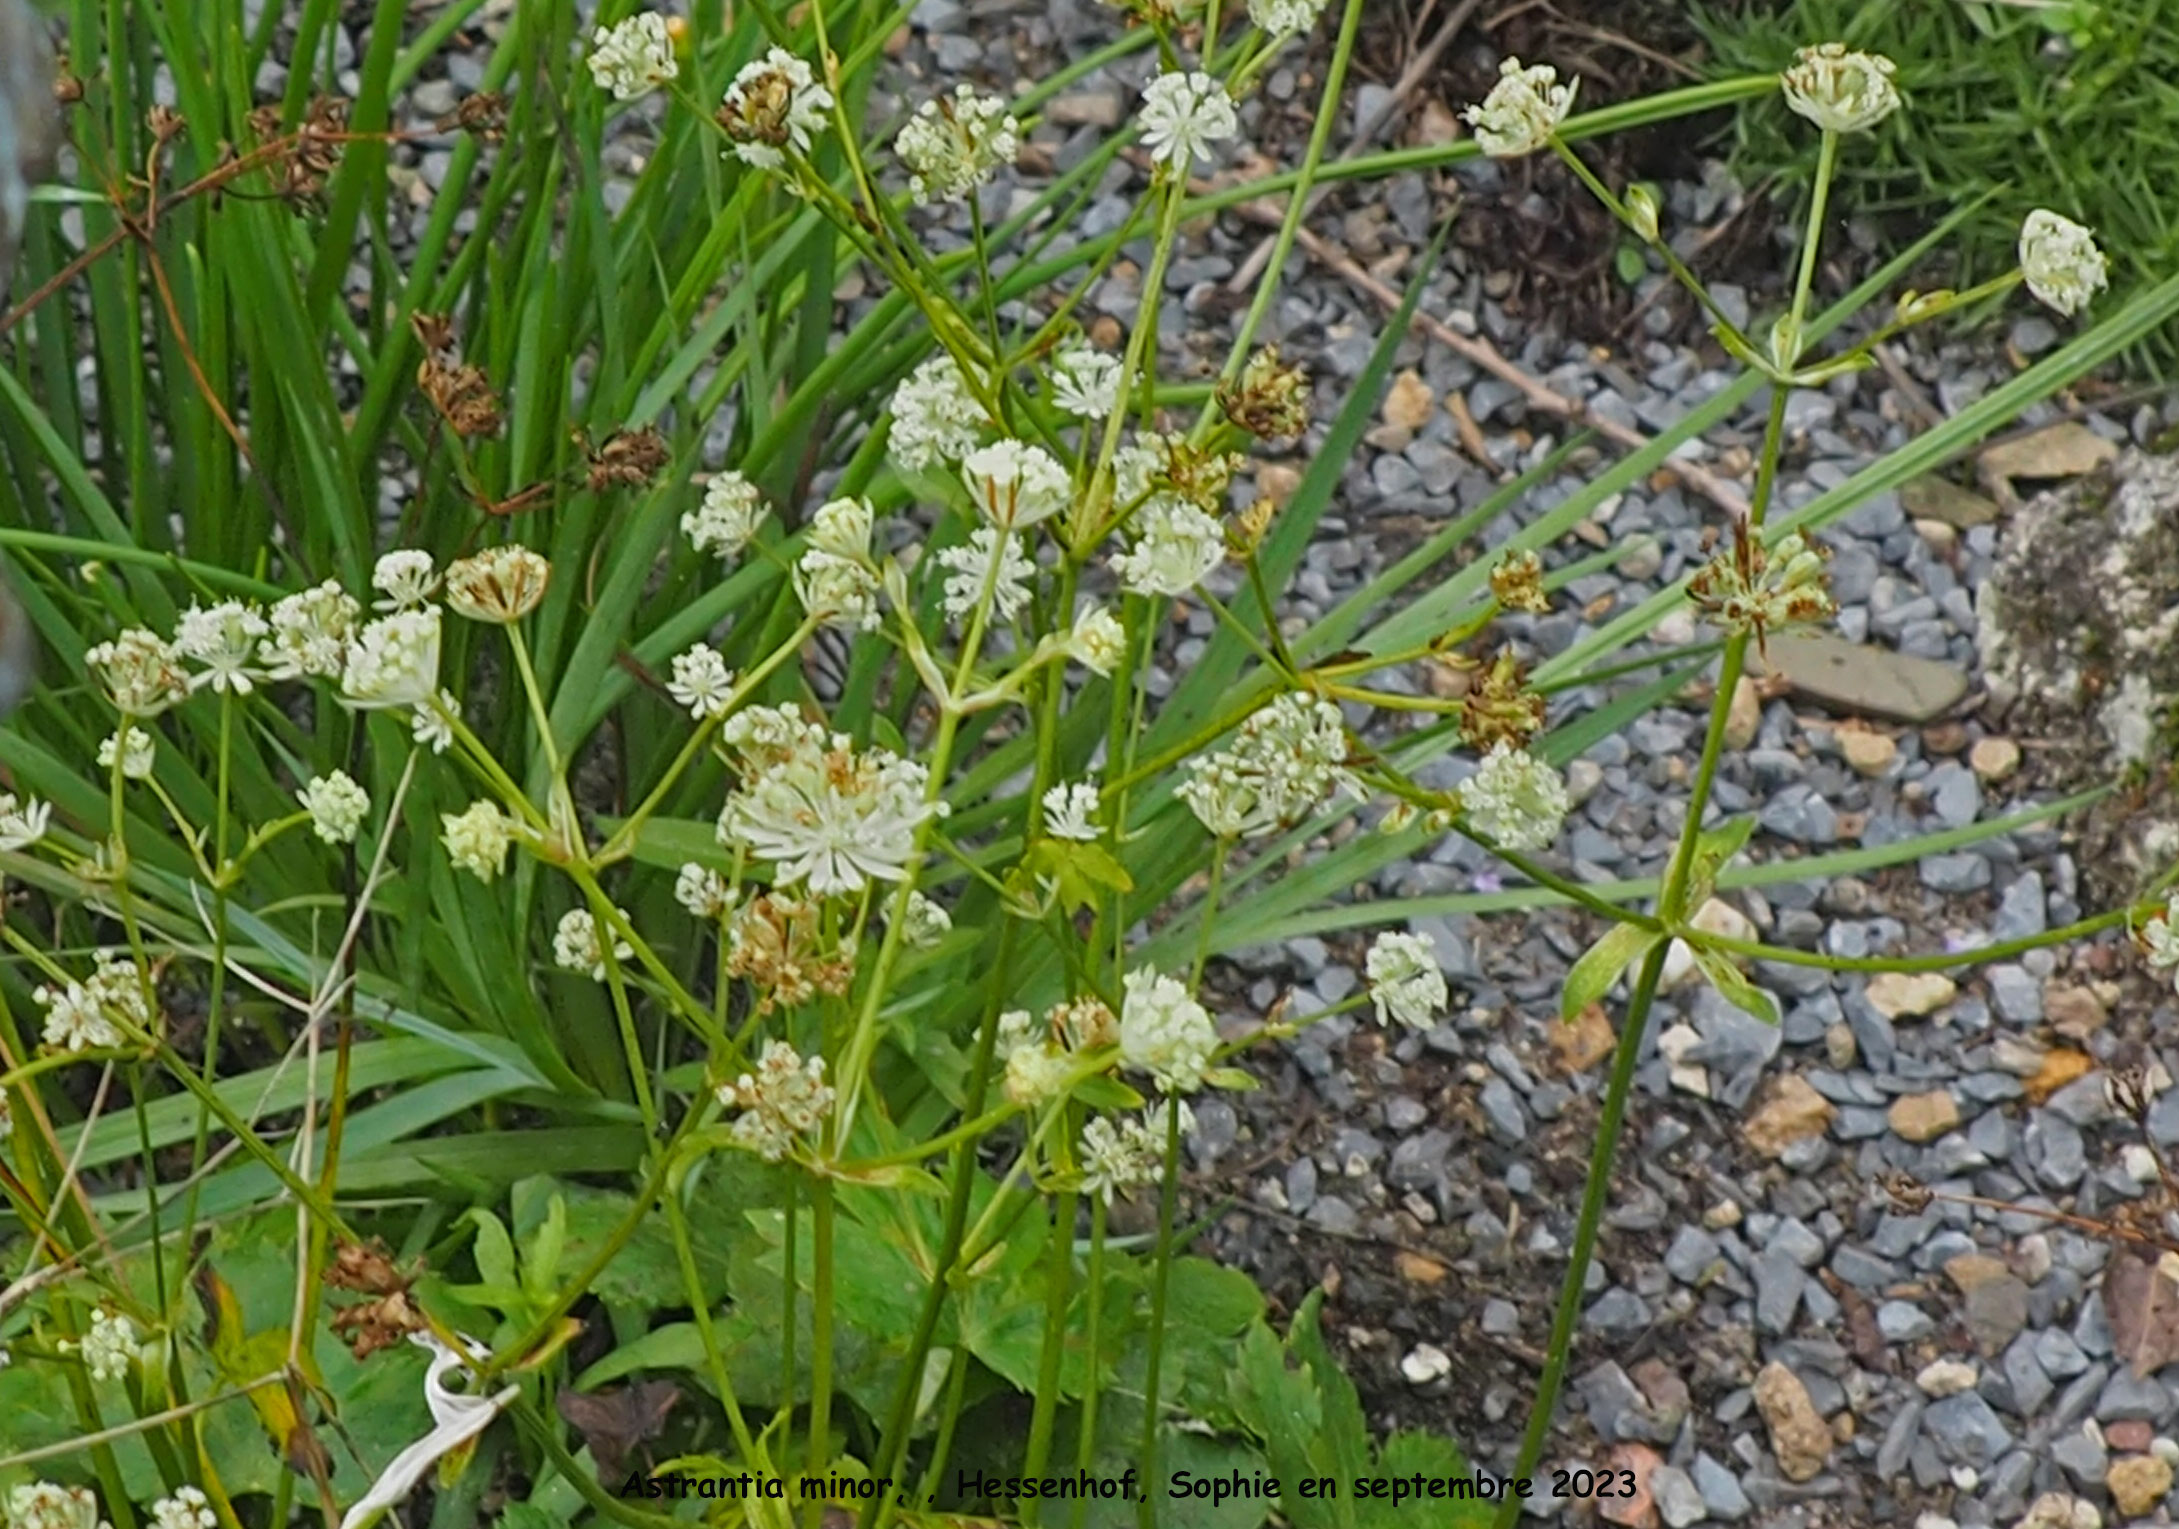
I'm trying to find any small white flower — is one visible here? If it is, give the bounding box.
[338,1333,517,1529]
[1050,344,1121,420]
[586,13,678,101]
[901,890,951,948]
[442,801,515,883]
[261,580,359,679]
[172,601,269,695]
[444,544,550,624]
[0,791,51,850]
[1249,0,1327,32]
[1079,1105,1194,1204]
[299,771,370,846]
[2019,209,2109,318]
[668,644,737,719]
[717,722,945,898]
[413,691,458,754]
[888,354,990,473]
[36,952,151,1053]
[1066,605,1127,675]
[1042,781,1100,842]
[1138,71,1239,173]
[87,629,189,717]
[895,85,1019,203]
[1118,967,1218,1094]
[341,608,442,710]
[807,495,874,561]
[1464,57,1576,157]
[961,439,1072,531]
[684,471,768,559]
[553,908,634,981]
[717,1040,834,1159]
[793,550,882,632]
[98,728,156,781]
[5,1481,108,1529]
[1456,741,1570,852]
[674,861,735,919]
[148,1487,215,1529]
[936,527,1035,625]
[1177,693,1354,840]
[1002,1009,1073,1107]
[1780,44,1900,135]
[720,47,834,171]
[1365,931,1447,1030]
[370,550,439,612]
[1109,498,1225,598]
[72,1309,139,1383]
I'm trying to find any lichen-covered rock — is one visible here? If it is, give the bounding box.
[1978,447,2179,901]
[0,0,60,296]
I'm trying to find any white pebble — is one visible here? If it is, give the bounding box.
[1400,1343,1452,1385]
[1918,1358,1980,1397]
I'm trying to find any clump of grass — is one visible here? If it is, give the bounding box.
[1692,0,2179,371]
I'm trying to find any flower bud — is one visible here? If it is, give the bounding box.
[1625,183,1660,243]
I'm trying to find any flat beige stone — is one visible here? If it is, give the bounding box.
[1758,633,1969,724]
[1901,474,2000,528]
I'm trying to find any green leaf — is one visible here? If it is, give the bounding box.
[1562,921,1663,1021]
[1693,947,1780,1027]
[465,1208,520,1293]
[1686,814,1757,909]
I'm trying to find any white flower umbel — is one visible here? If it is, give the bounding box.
[888,353,990,473]
[370,550,439,612]
[902,890,952,948]
[1177,693,1354,840]
[1080,1104,1193,1204]
[0,791,50,850]
[444,544,550,624]
[71,1309,139,1382]
[668,643,737,719]
[1249,0,1327,33]
[1067,605,1126,675]
[299,772,370,846]
[1780,44,1900,134]
[937,527,1035,625]
[1042,780,1101,842]
[5,1482,107,1529]
[87,628,189,717]
[1001,1010,1072,1107]
[793,549,881,632]
[442,801,514,883]
[172,601,268,695]
[1139,71,1238,173]
[684,471,768,560]
[2019,209,2109,317]
[586,13,677,101]
[553,908,634,981]
[338,1333,517,1529]
[718,1040,834,1160]
[1118,967,1218,1093]
[1110,498,1225,598]
[36,951,151,1052]
[413,691,457,755]
[341,609,442,710]
[1365,931,1448,1030]
[720,47,834,171]
[261,580,359,679]
[961,439,1072,531]
[718,718,944,897]
[1050,344,1122,420]
[1456,741,1570,852]
[148,1488,214,1529]
[673,862,735,919]
[895,85,1019,203]
[98,728,155,781]
[1464,58,1576,158]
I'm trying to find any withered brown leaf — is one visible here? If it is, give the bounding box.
[556,1379,680,1480]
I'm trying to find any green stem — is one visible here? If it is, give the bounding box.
[807,1174,834,1524]
[1133,1092,1184,1529]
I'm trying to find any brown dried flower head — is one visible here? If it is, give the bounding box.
[718,66,798,152]
[727,894,854,1013]
[435,91,509,141]
[413,313,503,439]
[1490,548,1550,614]
[585,426,670,492]
[1687,524,1835,660]
[1155,437,1245,513]
[445,545,550,624]
[1235,495,1277,552]
[1051,995,1119,1051]
[1458,645,1547,752]
[1218,346,1311,441]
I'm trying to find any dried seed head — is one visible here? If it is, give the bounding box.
[1459,646,1547,753]
[1217,346,1311,441]
[1490,548,1550,614]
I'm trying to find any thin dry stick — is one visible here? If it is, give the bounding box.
[1226,0,1484,293]
[1239,201,1755,519]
